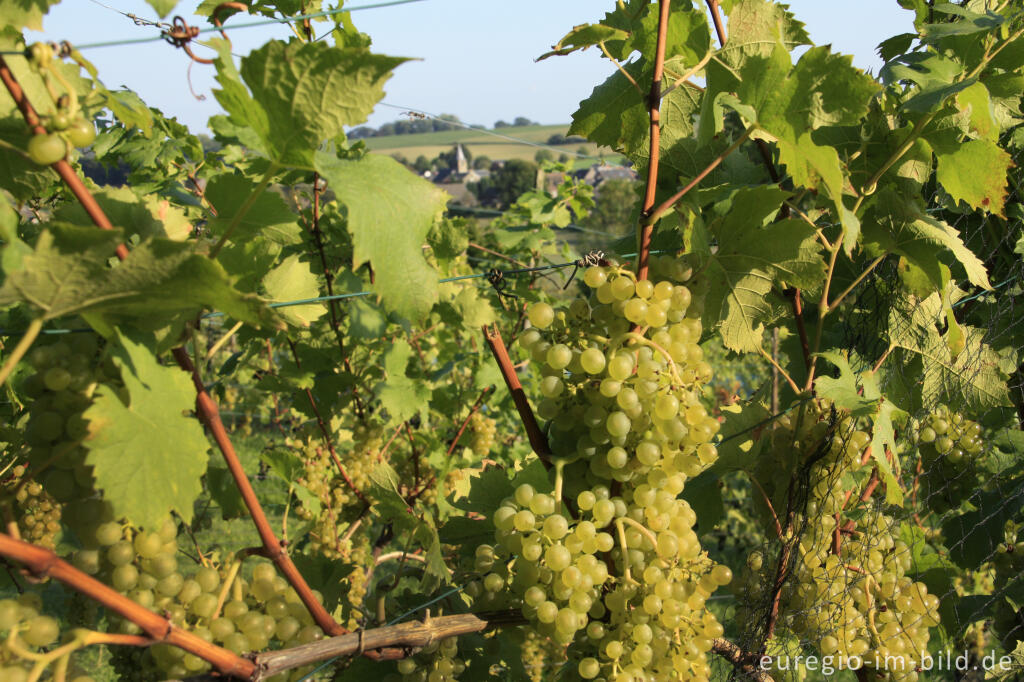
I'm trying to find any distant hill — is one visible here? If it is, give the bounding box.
[361,124,621,164]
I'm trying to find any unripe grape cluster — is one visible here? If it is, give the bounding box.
[915,406,986,511]
[474,262,732,681]
[468,412,496,456]
[293,425,380,558]
[0,593,85,681]
[4,466,62,549]
[71,513,324,678]
[395,636,465,682]
[737,401,940,681]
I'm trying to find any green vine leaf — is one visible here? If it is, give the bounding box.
[888,296,1011,411]
[205,174,303,247]
[377,339,430,425]
[315,152,448,321]
[537,24,630,60]
[262,254,326,328]
[694,187,825,352]
[815,352,905,505]
[142,0,177,19]
[0,224,283,329]
[83,332,210,528]
[862,188,991,291]
[210,39,407,168]
[0,0,61,31]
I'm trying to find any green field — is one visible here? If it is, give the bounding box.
[362,123,620,164]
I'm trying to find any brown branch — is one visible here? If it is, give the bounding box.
[172,348,345,638]
[0,56,129,261]
[712,638,775,682]
[706,0,727,47]
[644,127,754,226]
[447,386,493,456]
[0,533,255,678]
[286,339,369,506]
[636,0,672,281]
[481,325,551,464]
[252,611,525,680]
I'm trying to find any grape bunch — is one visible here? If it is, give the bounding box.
[470,262,732,681]
[395,636,465,682]
[3,466,62,549]
[915,406,986,511]
[735,401,940,681]
[293,426,379,559]
[468,413,496,456]
[0,593,76,682]
[71,513,324,678]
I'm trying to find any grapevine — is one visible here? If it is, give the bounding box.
[0,0,1020,681]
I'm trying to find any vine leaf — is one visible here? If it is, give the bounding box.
[54,186,193,241]
[0,0,61,31]
[862,188,991,290]
[715,44,877,252]
[316,152,448,321]
[693,187,825,352]
[209,39,407,168]
[569,57,701,164]
[205,174,303,246]
[537,24,630,60]
[262,255,326,328]
[0,224,282,329]
[815,352,905,505]
[888,296,1011,411]
[934,139,1013,217]
[377,339,430,425]
[83,332,210,528]
[142,0,176,19]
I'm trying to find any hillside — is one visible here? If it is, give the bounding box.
[361,123,621,163]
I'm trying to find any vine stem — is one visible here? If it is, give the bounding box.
[481,325,552,464]
[0,56,128,260]
[171,348,346,638]
[757,345,800,394]
[0,533,255,678]
[644,127,754,226]
[827,255,886,312]
[705,0,726,46]
[446,386,492,456]
[0,318,43,387]
[711,638,775,682]
[598,40,643,94]
[636,0,672,281]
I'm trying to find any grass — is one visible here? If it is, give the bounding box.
[362,123,622,164]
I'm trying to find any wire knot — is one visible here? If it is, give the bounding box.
[486,268,517,300]
[564,249,606,289]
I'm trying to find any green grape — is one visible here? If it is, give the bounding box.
[106,541,134,566]
[583,267,607,288]
[189,592,218,619]
[195,566,220,593]
[22,615,59,646]
[546,344,572,370]
[0,599,21,629]
[112,564,140,591]
[134,531,163,559]
[580,348,606,374]
[528,302,555,329]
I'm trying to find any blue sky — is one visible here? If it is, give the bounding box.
[26,0,913,134]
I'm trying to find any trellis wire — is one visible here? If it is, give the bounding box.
[0,0,427,54]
